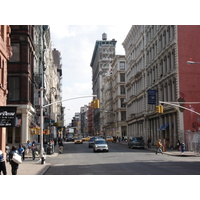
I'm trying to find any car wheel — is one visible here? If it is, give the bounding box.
[93,149,96,152]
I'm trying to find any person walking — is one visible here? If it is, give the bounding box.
[147,138,151,148]
[9,146,19,175]
[0,150,7,175]
[31,143,36,160]
[180,141,186,154]
[58,139,63,154]
[156,139,163,154]
[18,144,25,160]
[26,140,31,155]
[43,139,48,153]
[5,143,10,162]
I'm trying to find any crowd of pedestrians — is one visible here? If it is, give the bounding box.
[0,139,41,175]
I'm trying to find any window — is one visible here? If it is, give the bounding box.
[120,98,126,107]
[8,77,20,101]
[120,73,125,82]
[9,43,20,62]
[120,85,125,95]
[119,61,125,70]
[121,111,126,121]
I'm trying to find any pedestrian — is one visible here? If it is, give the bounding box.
[58,139,63,154]
[43,139,48,152]
[0,150,7,175]
[22,144,26,160]
[31,143,36,160]
[9,146,19,175]
[147,138,151,148]
[5,143,10,162]
[176,139,181,151]
[18,144,25,160]
[156,139,163,154]
[180,141,186,154]
[54,138,57,147]
[26,140,31,155]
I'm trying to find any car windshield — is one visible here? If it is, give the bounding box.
[95,140,106,144]
[75,138,81,140]
[132,137,143,142]
[90,137,97,141]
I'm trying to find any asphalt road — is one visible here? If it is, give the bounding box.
[44,141,200,175]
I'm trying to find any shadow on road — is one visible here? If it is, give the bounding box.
[44,160,200,175]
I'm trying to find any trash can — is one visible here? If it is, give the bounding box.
[47,143,53,155]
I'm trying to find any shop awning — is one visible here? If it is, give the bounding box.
[159,123,169,130]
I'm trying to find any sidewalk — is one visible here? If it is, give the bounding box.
[119,141,199,157]
[5,152,58,175]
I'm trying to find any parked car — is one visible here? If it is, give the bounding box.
[93,139,109,152]
[128,137,144,149]
[106,136,114,142]
[88,137,97,148]
[74,138,83,144]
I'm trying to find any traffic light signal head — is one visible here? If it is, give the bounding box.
[156,106,160,113]
[91,100,95,108]
[91,99,100,108]
[94,99,100,108]
[156,105,163,113]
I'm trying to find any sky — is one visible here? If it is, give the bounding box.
[50,25,131,125]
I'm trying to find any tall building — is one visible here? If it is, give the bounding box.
[111,55,127,138]
[0,25,12,153]
[7,25,36,145]
[122,25,200,149]
[90,33,117,134]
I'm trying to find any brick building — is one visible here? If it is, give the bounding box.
[0,25,12,153]
[7,25,35,145]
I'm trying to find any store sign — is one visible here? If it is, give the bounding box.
[0,106,17,127]
[148,90,156,105]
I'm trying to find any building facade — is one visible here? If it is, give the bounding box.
[6,25,64,146]
[7,25,36,145]
[0,25,12,153]
[111,55,127,138]
[90,33,117,134]
[123,25,200,149]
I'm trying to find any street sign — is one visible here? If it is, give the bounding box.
[0,106,17,127]
[148,90,156,105]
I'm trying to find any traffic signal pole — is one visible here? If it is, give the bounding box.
[159,101,200,116]
[40,91,98,164]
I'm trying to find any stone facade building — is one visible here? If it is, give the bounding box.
[123,25,200,149]
[90,33,117,134]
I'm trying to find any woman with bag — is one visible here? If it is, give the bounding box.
[9,146,20,175]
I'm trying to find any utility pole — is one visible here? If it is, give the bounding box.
[40,87,44,164]
[39,94,98,164]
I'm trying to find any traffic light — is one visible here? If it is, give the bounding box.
[91,99,100,108]
[94,99,100,108]
[91,100,95,108]
[156,105,163,113]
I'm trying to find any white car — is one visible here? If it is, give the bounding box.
[93,139,109,152]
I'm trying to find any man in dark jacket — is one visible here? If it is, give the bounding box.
[0,150,7,175]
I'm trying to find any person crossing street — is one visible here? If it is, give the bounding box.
[156,139,163,154]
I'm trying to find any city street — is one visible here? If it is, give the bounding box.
[44,141,200,175]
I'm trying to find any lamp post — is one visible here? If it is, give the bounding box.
[40,87,44,164]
